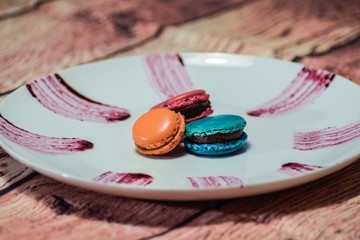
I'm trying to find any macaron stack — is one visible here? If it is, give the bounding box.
[132,89,248,156]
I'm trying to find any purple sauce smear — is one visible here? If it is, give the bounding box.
[93,171,153,186]
[0,114,93,154]
[247,66,335,117]
[26,73,130,123]
[279,162,322,176]
[293,120,360,150]
[187,176,244,188]
[143,53,194,100]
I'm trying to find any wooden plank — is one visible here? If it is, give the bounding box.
[152,160,360,239]
[0,0,51,20]
[0,1,359,238]
[0,175,222,239]
[300,38,360,85]
[122,0,360,66]
[136,0,248,25]
[0,0,247,94]
[0,0,159,94]
[0,148,35,193]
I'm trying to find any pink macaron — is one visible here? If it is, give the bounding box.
[151,90,213,123]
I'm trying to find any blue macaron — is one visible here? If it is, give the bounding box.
[183,114,248,155]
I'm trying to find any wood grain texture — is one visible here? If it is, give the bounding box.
[152,160,360,240]
[0,0,50,20]
[0,0,247,94]
[124,0,360,68]
[0,175,221,240]
[138,0,248,25]
[0,0,158,94]
[301,38,360,85]
[0,0,360,239]
[0,148,34,193]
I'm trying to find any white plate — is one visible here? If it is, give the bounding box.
[0,53,359,200]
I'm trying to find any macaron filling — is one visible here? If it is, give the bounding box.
[186,130,243,144]
[183,132,248,156]
[170,100,211,119]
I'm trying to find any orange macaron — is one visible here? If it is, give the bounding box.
[132,108,185,155]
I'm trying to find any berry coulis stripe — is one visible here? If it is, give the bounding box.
[187,176,244,188]
[279,162,322,176]
[247,67,335,117]
[0,114,93,154]
[143,53,194,99]
[26,74,130,123]
[293,120,360,150]
[93,171,153,186]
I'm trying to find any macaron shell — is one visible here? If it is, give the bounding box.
[151,90,207,109]
[133,108,179,149]
[186,107,213,123]
[185,115,247,138]
[184,132,248,155]
[160,93,210,110]
[132,109,185,155]
[150,89,213,123]
[136,117,185,155]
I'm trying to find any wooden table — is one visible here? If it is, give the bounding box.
[1,1,359,239]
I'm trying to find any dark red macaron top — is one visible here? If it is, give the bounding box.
[151,90,206,109]
[151,89,213,122]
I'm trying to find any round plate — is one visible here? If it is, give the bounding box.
[0,53,359,200]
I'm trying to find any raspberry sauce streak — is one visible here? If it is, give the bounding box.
[247,67,335,117]
[0,114,93,154]
[293,120,360,150]
[143,53,194,99]
[279,162,322,176]
[187,176,244,188]
[26,74,130,123]
[93,171,153,186]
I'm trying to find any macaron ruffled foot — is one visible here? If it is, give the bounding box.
[183,114,248,156]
